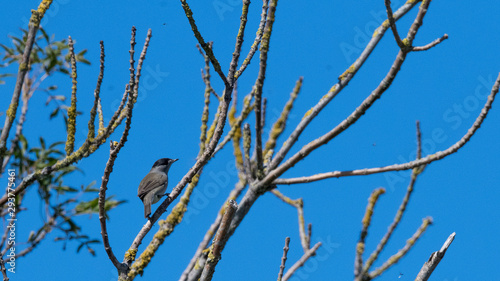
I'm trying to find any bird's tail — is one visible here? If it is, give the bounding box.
[144,201,151,218]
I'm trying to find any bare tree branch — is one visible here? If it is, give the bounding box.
[271,190,310,253]
[65,36,78,156]
[385,0,405,49]
[354,188,385,278]
[263,0,434,187]
[235,0,270,79]
[282,242,322,281]
[265,1,422,173]
[277,237,290,281]
[415,232,456,281]
[254,0,278,174]
[412,34,449,51]
[369,217,433,278]
[199,200,238,281]
[273,72,500,185]
[179,0,229,86]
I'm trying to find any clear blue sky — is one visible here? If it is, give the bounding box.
[1,1,499,280]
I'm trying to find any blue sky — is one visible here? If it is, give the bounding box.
[1,1,499,280]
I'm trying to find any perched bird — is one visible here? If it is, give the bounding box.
[137,158,178,218]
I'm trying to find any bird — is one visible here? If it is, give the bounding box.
[137,158,178,218]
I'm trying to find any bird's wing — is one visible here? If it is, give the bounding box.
[137,172,167,201]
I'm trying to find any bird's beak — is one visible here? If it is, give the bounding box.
[173,159,179,162]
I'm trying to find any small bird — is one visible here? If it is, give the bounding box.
[137,158,178,218]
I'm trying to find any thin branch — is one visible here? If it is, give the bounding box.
[0,1,53,170]
[273,72,500,185]
[99,27,144,278]
[179,0,229,86]
[362,122,426,272]
[271,190,309,253]
[264,77,303,156]
[87,41,105,141]
[415,232,456,281]
[368,217,433,279]
[199,200,238,281]
[243,123,253,180]
[213,91,255,156]
[355,188,385,278]
[65,36,78,156]
[412,34,448,51]
[227,0,250,83]
[98,141,128,273]
[254,0,278,174]
[385,0,405,49]
[1,91,30,172]
[266,1,422,173]
[282,242,322,281]
[277,237,290,281]
[235,0,270,79]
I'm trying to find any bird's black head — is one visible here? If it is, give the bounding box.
[152,158,178,168]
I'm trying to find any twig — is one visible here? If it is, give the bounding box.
[277,237,290,281]
[65,36,78,156]
[87,41,105,141]
[243,123,253,180]
[282,242,322,281]
[412,34,449,51]
[0,1,53,171]
[271,190,310,253]
[227,0,250,83]
[1,91,30,172]
[199,200,238,281]
[355,188,385,278]
[254,0,278,174]
[235,0,270,79]
[385,0,405,49]
[264,77,303,156]
[98,142,127,273]
[415,232,456,281]
[213,91,255,156]
[369,217,433,278]
[273,72,499,185]
[179,0,229,86]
